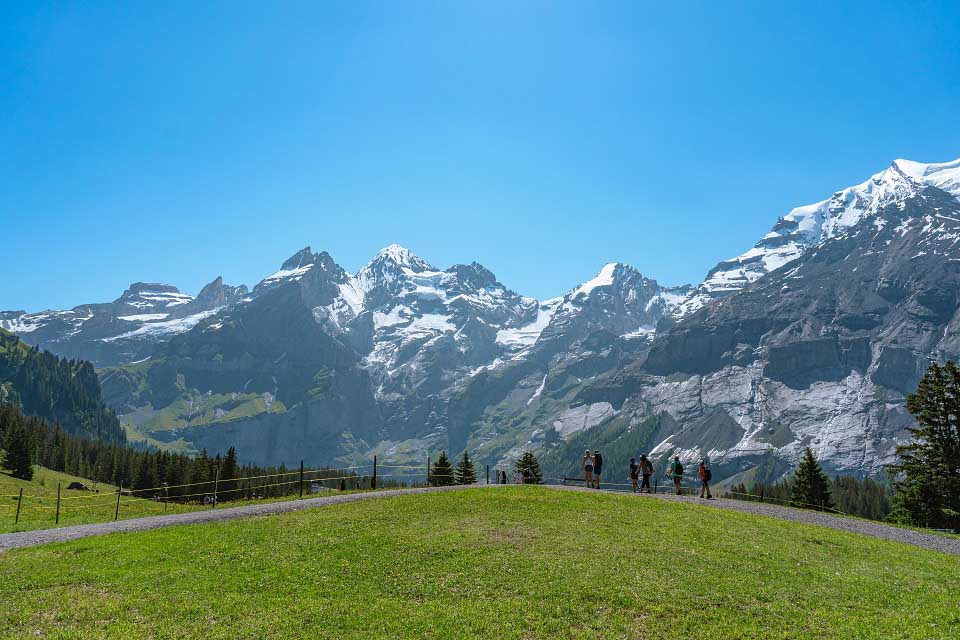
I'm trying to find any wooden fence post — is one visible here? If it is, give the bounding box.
[115,483,122,521]
[55,482,61,525]
[426,455,431,486]
[212,467,220,509]
[15,488,23,524]
[372,456,377,490]
[486,465,489,485]
[299,460,304,498]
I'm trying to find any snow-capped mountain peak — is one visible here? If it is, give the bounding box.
[366,244,435,274]
[689,156,960,306]
[571,263,620,298]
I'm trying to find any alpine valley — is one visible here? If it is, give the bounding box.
[5,157,960,485]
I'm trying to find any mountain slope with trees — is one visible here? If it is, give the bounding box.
[0,328,124,443]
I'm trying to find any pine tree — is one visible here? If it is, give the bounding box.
[790,448,833,511]
[887,361,960,530]
[220,447,239,500]
[6,422,34,481]
[454,451,477,485]
[514,451,542,484]
[430,452,456,486]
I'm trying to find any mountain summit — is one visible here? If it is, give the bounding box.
[682,157,960,311]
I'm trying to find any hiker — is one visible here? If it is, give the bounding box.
[698,460,712,499]
[592,450,603,489]
[501,470,507,485]
[639,454,654,493]
[522,467,532,484]
[629,457,639,492]
[669,455,684,495]
[582,449,594,487]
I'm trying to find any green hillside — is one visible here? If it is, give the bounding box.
[2,487,957,639]
[0,466,201,534]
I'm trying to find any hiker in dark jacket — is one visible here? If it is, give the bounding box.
[639,454,653,493]
[629,458,639,493]
[669,455,684,495]
[698,460,712,499]
[592,450,603,489]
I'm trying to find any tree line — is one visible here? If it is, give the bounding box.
[724,454,893,521]
[0,403,363,502]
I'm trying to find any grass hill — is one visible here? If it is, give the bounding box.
[1,487,957,639]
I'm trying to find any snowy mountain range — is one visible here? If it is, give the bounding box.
[4,156,959,483]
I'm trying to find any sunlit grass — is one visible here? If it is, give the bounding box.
[2,486,958,639]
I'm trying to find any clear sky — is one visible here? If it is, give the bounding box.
[2,1,959,311]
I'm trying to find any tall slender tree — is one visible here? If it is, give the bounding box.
[430,452,456,486]
[5,421,34,480]
[790,448,833,511]
[454,451,477,485]
[888,361,960,530]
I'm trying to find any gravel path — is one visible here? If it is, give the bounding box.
[544,484,960,556]
[2,484,957,556]
[0,485,481,553]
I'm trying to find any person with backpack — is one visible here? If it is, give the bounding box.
[582,449,594,488]
[698,459,713,499]
[669,455,684,495]
[629,457,639,493]
[592,450,603,489]
[639,454,654,493]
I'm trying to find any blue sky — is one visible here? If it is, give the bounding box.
[2,1,959,311]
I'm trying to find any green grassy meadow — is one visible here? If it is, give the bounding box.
[1,486,958,639]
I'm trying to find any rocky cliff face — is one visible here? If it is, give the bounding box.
[5,157,959,479]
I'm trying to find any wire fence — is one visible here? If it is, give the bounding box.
[0,456,448,529]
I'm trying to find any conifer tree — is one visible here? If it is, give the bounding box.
[888,361,960,530]
[514,451,542,484]
[6,422,34,480]
[790,448,833,511]
[220,447,239,500]
[454,450,477,485]
[430,452,456,486]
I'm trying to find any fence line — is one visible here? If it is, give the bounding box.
[2,460,437,530]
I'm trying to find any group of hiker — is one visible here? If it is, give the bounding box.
[495,468,534,484]
[583,449,713,499]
